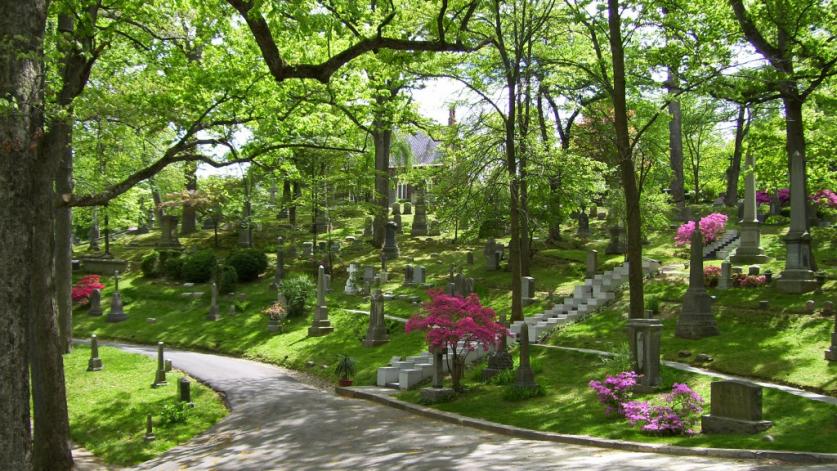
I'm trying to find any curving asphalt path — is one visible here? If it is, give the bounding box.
[99,342,827,471]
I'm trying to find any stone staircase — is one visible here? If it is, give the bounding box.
[376,342,490,390]
[703,230,739,259]
[509,259,661,343]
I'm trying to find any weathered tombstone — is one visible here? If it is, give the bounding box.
[403,265,414,286]
[585,250,598,278]
[676,222,719,339]
[272,236,285,288]
[363,289,389,347]
[381,221,400,260]
[179,377,193,405]
[701,380,773,434]
[403,202,412,214]
[627,317,663,391]
[391,202,401,215]
[308,265,334,336]
[464,277,475,296]
[758,300,770,311]
[825,311,837,361]
[729,159,770,263]
[514,324,538,388]
[158,215,181,247]
[413,266,426,286]
[748,265,760,276]
[206,281,220,321]
[363,216,374,238]
[238,217,252,248]
[521,277,536,306]
[805,299,816,313]
[144,414,155,442]
[106,271,128,323]
[718,261,732,290]
[421,347,455,402]
[317,241,327,253]
[344,263,360,295]
[823,301,834,317]
[302,241,314,257]
[446,282,455,296]
[411,188,429,236]
[87,335,103,372]
[484,239,499,270]
[88,288,102,316]
[152,342,167,388]
[769,190,782,216]
[776,150,818,293]
[605,226,625,254]
[589,205,597,218]
[596,210,606,220]
[324,273,331,293]
[576,210,590,237]
[393,212,403,233]
[466,251,474,265]
[362,266,375,294]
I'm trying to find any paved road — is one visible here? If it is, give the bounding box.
[102,343,826,471]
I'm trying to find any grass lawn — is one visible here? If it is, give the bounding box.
[64,345,227,466]
[397,347,837,453]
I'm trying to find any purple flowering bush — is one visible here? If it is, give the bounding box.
[732,273,767,288]
[703,266,721,288]
[755,190,771,205]
[589,373,704,436]
[588,371,637,416]
[674,213,728,247]
[810,189,837,209]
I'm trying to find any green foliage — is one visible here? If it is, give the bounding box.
[140,251,160,278]
[226,250,265,282]
[162,255,184,281]
[335,355,356,380]
[218,265,238,294]
[181,250,217,283]
[502,383,546,401]
[280,275,315,317]
[599,343,633,375]
[487,368,515,385]
[159,402,191,426]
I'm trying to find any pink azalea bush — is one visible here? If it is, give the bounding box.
[755,190,771,205]
[703,266,721,288]
[674,213,728,246]
[72,275,105,305]
[777,188,790,204]
[589,373,704,436]
[732,273,767,288]
[406,290,508,391]
[810,189,837,209]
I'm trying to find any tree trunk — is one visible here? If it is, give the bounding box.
[281,179,291,218]
[290,181,300,226]
[505,81,523,322]
[180,163,197,235]
[151,183,164,224]
[54,119,74,354]
[723,104,747,206]
[372,127,392,248]
[608,0,644,320]
[667,70,686,211]
[536,90,562,243]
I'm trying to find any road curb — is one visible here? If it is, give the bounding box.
[336,386,837,465]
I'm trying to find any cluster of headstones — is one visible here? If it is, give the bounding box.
[402,264,427,287]
[445,266,475,298]
[344,263,386,296]
[482,239,506,271]
[87,271,128,323]
[301,240,341,258]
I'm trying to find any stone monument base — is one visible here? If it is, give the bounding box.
[729,248,769,264]
[362,337,389,347]
[106,312,128,323]
[775,269,819,294]
[308,321,334,337]
[87,358,103,372]
[420,387,455,403]
[826,348,836,361]
[482,351,514,381]
[701,415,773,434]
[80,256,128,275]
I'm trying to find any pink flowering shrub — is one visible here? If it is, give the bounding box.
[623,383,704,435]
[588,371,637,416]
[674,213,728,246]
[406,290,507,391]
[72,275,105,305]
[755,190,771,205]
[732,274,767,288]
[777,188,790,204]
[810,189,837,209]
[703,266,721,288]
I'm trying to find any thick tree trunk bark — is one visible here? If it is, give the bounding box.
[54,121,74,354]
[667,70,686,212]
[608,0,644,320]
[289,181,301,226]
[505,82,523,322]
[372,127,391,248]
[282,179,291,218]
[151,183,164,225]
[724,105,747,206]
[181,163,197,235]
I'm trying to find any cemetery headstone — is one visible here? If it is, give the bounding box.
[676,222,719,339]
[403,265,414,286]
[272,236,285,287]
[363,289,389,347]
[823,301,834,316]
[88,288,102,316]
[484,239,499,270]
[363,216,374,238]
[403,202,412,214]
[317,241,327,252]
[144,414,155,442]
[585,250,598,278]
[302,241,314,257]
[411,188,429,236]
[769,190,782,216]
[106,271,128,323]
[748,265,760,276]
[179,377,193,406]
[393,211,402,233]
[381,221,400,260]
[605,226,625,254]
[466,251,474,265]
[87,335,103,372]
[158,215,181,247]
[344,263,360,295]
[206,281,220,321]
[514,324,538,388]
[701,380,773,434]
[421,347,455,402]
[413,266,426,286]
[825,311,837,361]
[308,265,334,336]
[391,202,401,215]
[576,210,590,237]
[718,261,732,290]
[627,317,662,391]
[521,276,535,306]
[152,342,167,388]
[805,299,816,313]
